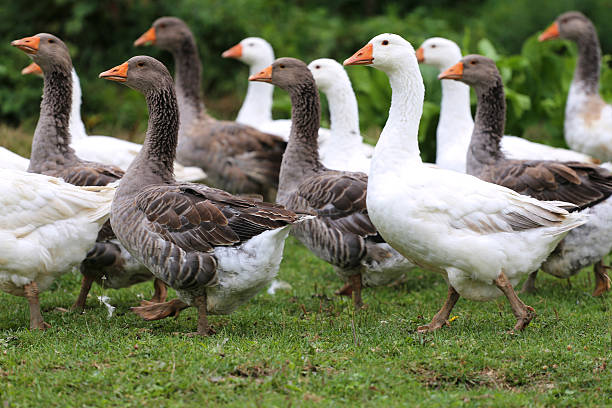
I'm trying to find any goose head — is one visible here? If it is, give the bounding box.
[343,33,417,73]
[134,17,193,52]
[248,57,314,91]
[307,58,349,92]
[11,33,72,73]
[222,37,274,67]
[539,11,595,43]
[438,54,500,91]
[416,37,463,71]
[100,55,173,93]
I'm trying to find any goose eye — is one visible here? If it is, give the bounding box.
[382,40,389,45]
[315,65,320,69]
[279,64,285,69]
[48,39,55,43]
[249,43,254,47]
[470,60,477,65]
[431,44,436,48]
[137,62,144,67]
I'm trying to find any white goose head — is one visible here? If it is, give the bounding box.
[223,37,275,68]
[307,58,349,91]
[344,33,416,73]
[417,37,463,71]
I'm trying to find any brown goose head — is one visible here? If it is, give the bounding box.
[539,11,595,43]
[134,16,193,52]
[100,55,173,93]
[249,57,314,92]
[11,33,72,73]
[439,54,500,90]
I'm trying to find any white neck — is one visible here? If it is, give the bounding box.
[371,63,424,174]
[236,58,274,125]
[69,68,88,141]
[436,78,473,165]
[320,81,362,150]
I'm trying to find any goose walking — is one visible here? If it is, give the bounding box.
[100,56,307,336]
[344,34,586,332]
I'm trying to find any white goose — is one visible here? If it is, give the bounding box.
[21,63,207,182]
[308,58,373,173]
[416,37,598,173]
[0,169,114,330]
[344,34,586,332]
[0,147,29,171]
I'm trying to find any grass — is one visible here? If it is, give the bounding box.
[0,126,611,406]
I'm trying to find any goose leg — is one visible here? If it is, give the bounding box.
[494,272,535,332]
[350,273,364,310]
[593,261,611,297]
[417,285,460,333]
[192,294,215,336]
[149,278,168,303]
[71,275,95,311]
[24,281,50,330]
[334,281,354,297]
[131,299,189,321]
[521,271,538,294]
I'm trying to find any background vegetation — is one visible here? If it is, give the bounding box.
[1,0,611,161]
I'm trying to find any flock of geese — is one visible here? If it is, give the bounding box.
[1,11,611,336]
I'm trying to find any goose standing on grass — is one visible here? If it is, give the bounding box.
[250,58,413,309]
[134,18,286,199]
[416,37,598,173]
[539,11,612,162]
[100,56,308,336]
[11,34,167,310]
[0,169,114,330]
[221,37,293,139]
[21,62,206,182]
[439,54,612,296]
[344,34,586,332]
[307,58,372,173]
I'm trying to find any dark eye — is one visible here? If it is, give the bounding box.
[137,62,145,67]
[249,43,254,47]
[431,44,436,48]
[279,64,285,69]
[470,60,477,65]
[382,40,389,45]
[315,65,320,69]
[561,18,569,24]
[48,39,55,43]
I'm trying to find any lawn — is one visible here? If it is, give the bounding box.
[0,126,610,407]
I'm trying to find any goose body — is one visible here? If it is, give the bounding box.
[0,169,113,328]
[135,18,285,198]
[346,34,585,332]
[539,12,612,162]
[0,147,29,170]
[101,56,306,335]
[441,53,612,296]
[417,37,597,173]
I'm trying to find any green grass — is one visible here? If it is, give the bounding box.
[0,126,610,406]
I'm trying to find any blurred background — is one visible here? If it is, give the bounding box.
[0,0,611,162]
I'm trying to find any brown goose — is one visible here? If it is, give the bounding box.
[11,33,167,309]
[250,58,413,309]
[100,55,307,336]
[134,17,286,199]
[440,54,612,295]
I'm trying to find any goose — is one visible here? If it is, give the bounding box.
[307,58,373,173]
[0,147,29,171]
[99,55,308,336]
[250,58,413,309]
[21,62,207,182]
[0,169,114,330]
[439,54,612,296]
[11,34,167,310]
[539,11,612,162]
[344,34,586,332]
[416,37,598,173]
[134,17,286,199]
[221,37,293,139]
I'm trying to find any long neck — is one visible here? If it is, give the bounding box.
[277,80,323,204]
[172,35,207,133]
[69,68,88,141]
[324,78,361,140]
[28,67,78,173]
[572,26,601,95]
[120,85,179,195]
[437,77,473,159]
[237,58,274,124]
[371,63,424,174]
[466,79,506,174]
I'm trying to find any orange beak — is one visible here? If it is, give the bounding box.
[438,61,463,80]
[416,47,424,63]
[343,43,374,66]
[11,36,40,54]
[21,62,42,76]
[134,27,156,47]
[99,62,129,82]
[248,65,272,82]
[222,43,243,59]
[539,22,560,42]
